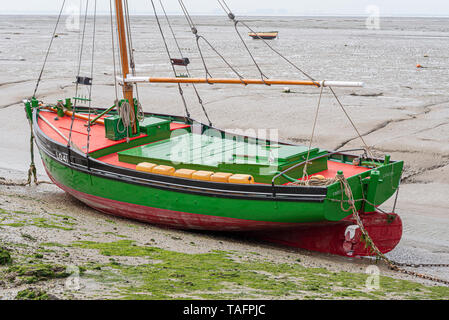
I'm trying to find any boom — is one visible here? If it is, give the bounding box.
[118,76,364,88]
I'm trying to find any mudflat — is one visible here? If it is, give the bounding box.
[1,15,448,299]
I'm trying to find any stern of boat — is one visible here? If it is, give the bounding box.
[324,157,404,222]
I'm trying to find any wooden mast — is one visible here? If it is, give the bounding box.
[114,0,137,134]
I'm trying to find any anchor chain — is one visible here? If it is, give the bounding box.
[392,262,449,268]
[336,173,449,286]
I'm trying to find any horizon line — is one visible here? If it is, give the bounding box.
[1,12,449,18]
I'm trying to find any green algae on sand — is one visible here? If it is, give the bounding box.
[16,288,51,300]
[73,240,449,300]
[0,246,12,265]
[6,263,70,284]
[0,207,75,231]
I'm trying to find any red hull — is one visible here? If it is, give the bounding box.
[48,169,402,257]
[254,212,402,257]
[48,172,305,232]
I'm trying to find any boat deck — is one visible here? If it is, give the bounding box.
[37,110,188,153]
[97,151,369,184]
[38,110,370,185]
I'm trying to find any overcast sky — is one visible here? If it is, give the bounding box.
[1,0,449,16]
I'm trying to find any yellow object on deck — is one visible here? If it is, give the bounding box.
[152,165,175,176]
[211,172,233,183]
[229,174,255,184]
[136,162,157,173]
[174,169,197,179]
[192,171,214,181]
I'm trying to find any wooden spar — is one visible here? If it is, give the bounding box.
[89,104,116,125]
[45,107,105,125]
[114,0,137,134]
[65,111,105,125]
[38,113,84,153]
[119,77,364,88]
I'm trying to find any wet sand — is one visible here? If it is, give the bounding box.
[1,15,449,297]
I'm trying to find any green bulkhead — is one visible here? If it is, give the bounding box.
[105,115,128,141]
[104,99,141,141]
[117,132,328,184]
[139,117,172,141]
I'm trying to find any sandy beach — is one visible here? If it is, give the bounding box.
[1,15,449,299]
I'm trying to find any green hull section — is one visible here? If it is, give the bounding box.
[41,151,327,224]
[40,149,403,227]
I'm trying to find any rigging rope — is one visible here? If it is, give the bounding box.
[217,0,270,84]
[213,2,448,283]
[85,0,97,162]
[32,0,67,98]
[157,0,213,126]
[215,0,379,164]
[150,0,191,120]
[215,1,377,167]
[302,84,324,182]
[123,0,142,105]
[109,0,119,102]
[16,2,448,286]
[178,0,246,85]
[216,0,319,87]
[17,0,67,186]
[329,86,377,164]
[68,0,90,158]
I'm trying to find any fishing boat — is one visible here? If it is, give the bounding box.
[248,31,279,40]
[23,0,403,257]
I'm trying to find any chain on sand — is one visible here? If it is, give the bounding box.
[336,174,449,286]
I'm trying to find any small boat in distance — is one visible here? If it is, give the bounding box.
[248,31,279,40]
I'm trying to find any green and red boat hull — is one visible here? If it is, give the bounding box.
[39,149,402,257]
[33,107,404,257]
[41,151,327,231]
[42,155,402,257]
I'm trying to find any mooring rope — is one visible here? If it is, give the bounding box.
[336,173,449,286]
[0,111,52,187]
[18,1,67,186]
